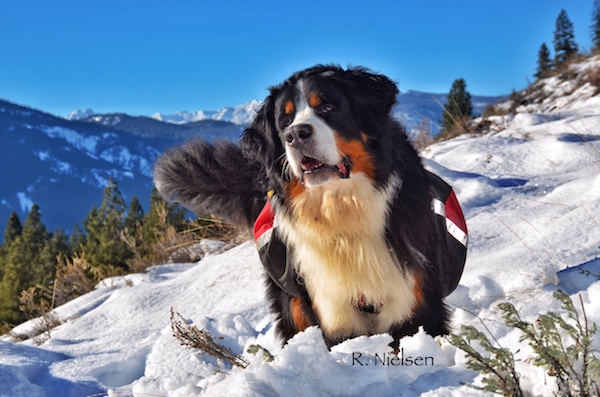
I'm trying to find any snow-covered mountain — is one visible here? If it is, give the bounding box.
[77,113,243,140]
[69,92,502,135]
[1,56,599,396]
[152,100,262,126]
[0,100,243,234]
[65,108,95,121]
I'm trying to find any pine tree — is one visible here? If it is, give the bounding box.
[142,188,186,247]
[0,250,27,325]
[0,212,23,281]
[121,196,146,258]
[36,229,70,286]
[125,196,144,232]
[553,9,578,67]
[592,0,600,52]
[0,205,49,325]
[15,205,50,284]
[21,205,49,252]
[80,178,132,269]
[4,212,22,245]
[535,43,552,79]
[441,78,473,136]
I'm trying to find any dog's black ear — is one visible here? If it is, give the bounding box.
[241,95,281,171]
[336,68,399,136]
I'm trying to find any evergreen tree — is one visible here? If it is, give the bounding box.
[142,188,186,247]
[36,229,70,286]
[69,224,87,255]
[80,178,131,269]
[4,212,22,245]
[553,9,578,66]
[125,196,144,232]
[0,205,49,325]
[535,43,552,79]
[15,205,50,284]
[1,212,23,281]
[21,205,49,252]
[0,247,27,324]
[442,78,473,134]
[122,196,146,256]
[592,0,600,52]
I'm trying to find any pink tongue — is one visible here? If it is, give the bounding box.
[302,158,323,171]
[337,162,348,176]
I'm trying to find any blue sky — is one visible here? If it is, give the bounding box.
[0,1,595,117]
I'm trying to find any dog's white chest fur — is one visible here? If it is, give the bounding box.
[277,174,417,340]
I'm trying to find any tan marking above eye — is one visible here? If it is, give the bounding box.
[285,100,295,115]
[308,92,322,108]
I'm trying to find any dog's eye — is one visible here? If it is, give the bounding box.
[282,117,292,129]
[318,104,336,115]
[279,115,293,130]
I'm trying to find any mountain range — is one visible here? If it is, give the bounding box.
[0,99,244,236]
[0,91,502,237]
[67,91,502,134]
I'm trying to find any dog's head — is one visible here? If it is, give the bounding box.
[242,65,399,194]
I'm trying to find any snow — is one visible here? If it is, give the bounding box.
[36,151,73,175]
[2,58,600,396]
[42,126,99,156]
[151,100,262,126]
[557,258,600,294]
[65,109,95,121]
[97,145,156,178]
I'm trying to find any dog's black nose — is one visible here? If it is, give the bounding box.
[284,124,313,146]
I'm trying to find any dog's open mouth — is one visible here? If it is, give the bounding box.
[300,156,351,179]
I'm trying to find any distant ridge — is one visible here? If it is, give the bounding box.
[68,92,504,136]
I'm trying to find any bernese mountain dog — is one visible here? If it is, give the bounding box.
[154,65,464,349]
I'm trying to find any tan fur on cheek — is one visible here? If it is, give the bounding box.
[335,135,376,181]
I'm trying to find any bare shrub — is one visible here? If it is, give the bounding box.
[412,117,436,151]
[583,67,600,96]
[437,116,473,142]
[122,203,242,272]
[170,307,250,369]
[54,253,95,307]
[18,287,61,345]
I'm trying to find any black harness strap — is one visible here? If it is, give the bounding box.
[253,172,468,299]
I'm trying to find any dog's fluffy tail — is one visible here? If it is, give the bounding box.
[153,139,268,230]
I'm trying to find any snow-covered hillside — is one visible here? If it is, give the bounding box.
[1,57,600,396]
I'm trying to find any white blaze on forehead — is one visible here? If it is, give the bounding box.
[284,80,340,176]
